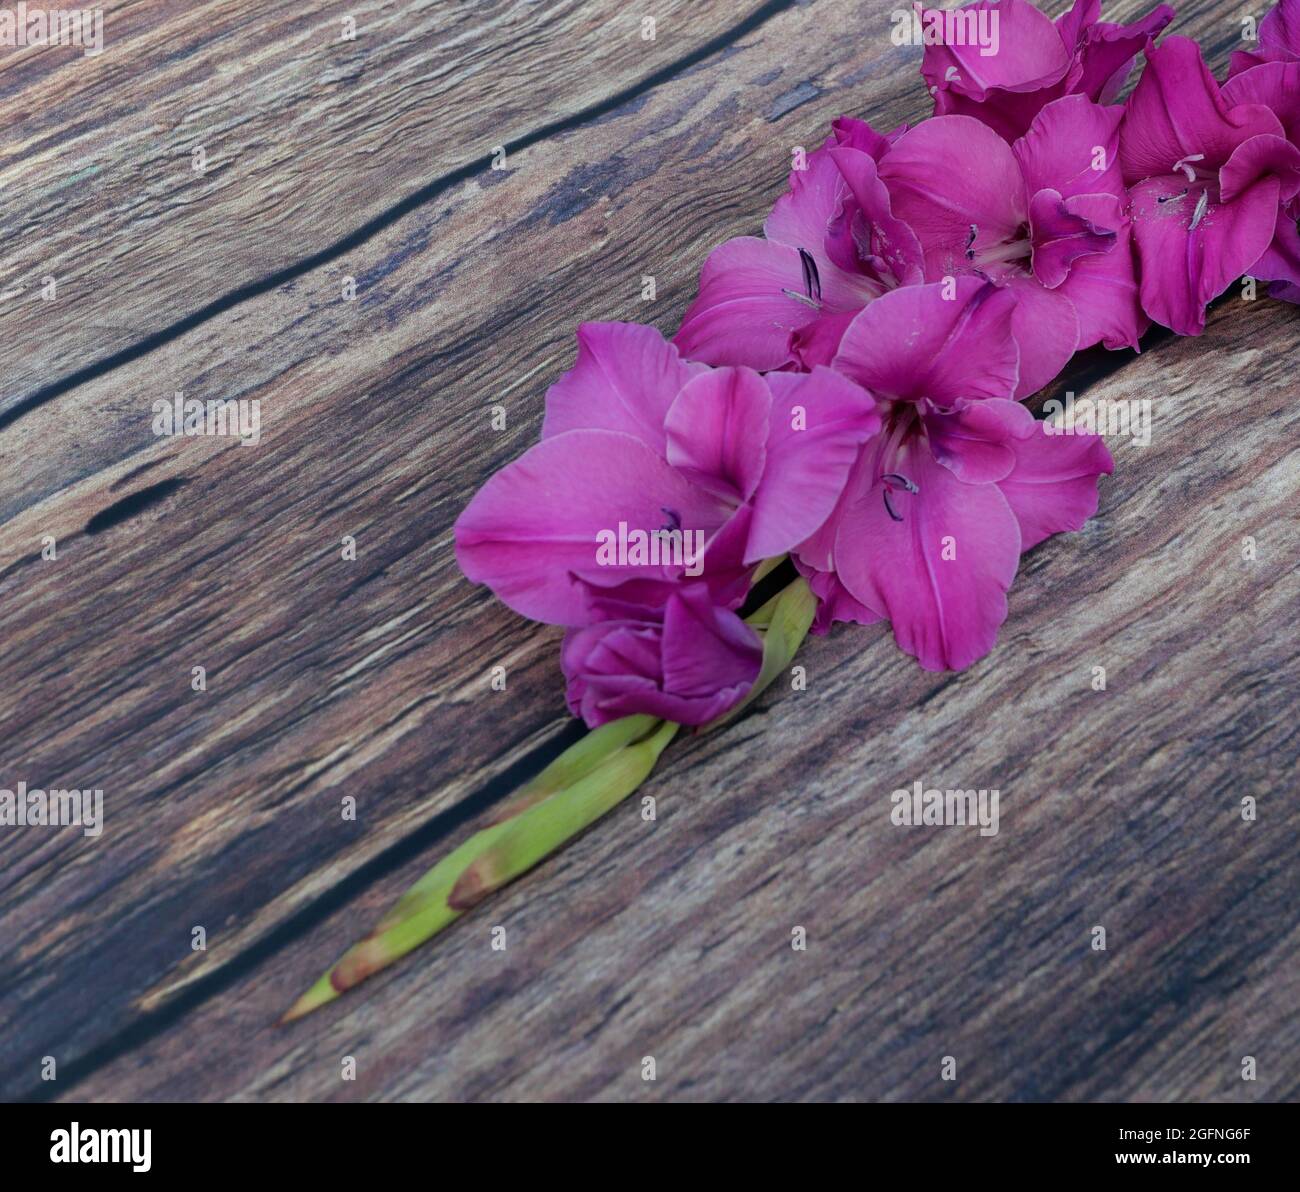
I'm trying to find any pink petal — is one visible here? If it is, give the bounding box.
[1028,187,1122,288]
[879,116,1027,277]
[1229,0,1300,77]
[1120,37,1283,184]
[455,429,730,626]
[1012,95,1138,347]
[673,237,808,370]
[763,138,847,254]
[1222,61,1300,143]
[1014,94,1126,201]
[923,398,1036,485]
[1056,221,1145,349]
[561,585,762,728]
[996,421,1114,550]
[1219,131,1300,205]
[660,586,763,712]
[833,278,1020,403]
[542,322,705,452]
[834,440,1022,671]
[831,115,906,159]
[1129,172,1283,335]
[922,0,1071,102]
[1074,4,1175,104]
[748,368,880,563]
[997,272,1080,398]
[674,236,874,370]
[789,309,860,368]
[795,559,884,634]
[664,367,770,504]
[827,145,926,286]
[1251,201,1300,292]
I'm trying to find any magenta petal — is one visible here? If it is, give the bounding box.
[1057,222,1145,349]
[833,278,1020,403]
[834,442,1022,671]
[1229,0,1300,77]
[789,309,859,368]
[748,367,880,563]
[562,585,762,728]
[542,322,706,452]
[1222,61,1300,144]
[879,116,1027,276]
[795,558,884,634]
[996,422,1114,550]
[673,237,809,370]
[1074,4,1175,104]
[831,114,905,159]
[1120,38,1283,184]
[922,0,1071,102]
[664,367,770,504]
[827,146,926,286]
[1129,172,1283,335]
[575,500,756,617]
[791,441,873,575]
[455,429,729,626]
[659,586,763,713]
[1251,202,1300,293]
[923,398,1035,485]
[1028,187,1121,288]
[1014,94,1126,201]
[1055,0,1103,58]
[763,138,847,255]
[1220,131,1300,204]
[998,272,1080,398]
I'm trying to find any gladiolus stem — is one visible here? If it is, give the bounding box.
[282,575,815,1023]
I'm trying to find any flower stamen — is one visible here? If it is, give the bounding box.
[798,247,822,301]
[881,471,919,494]
[1173,153,1205,183]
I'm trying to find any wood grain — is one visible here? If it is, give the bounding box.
[52,292,1300,1101]
[0,0,778,415]
[1,0,1296,1101]
[2,0,888,1095]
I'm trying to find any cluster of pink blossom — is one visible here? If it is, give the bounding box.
[455,0,1300,727]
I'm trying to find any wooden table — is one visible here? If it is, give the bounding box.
[2,0,1296,1102]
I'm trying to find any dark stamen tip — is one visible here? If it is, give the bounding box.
[798,247,822,301]
[881,472,919,494]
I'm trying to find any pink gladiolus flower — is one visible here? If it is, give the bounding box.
[680,97,1140,394]
[561,582,763,727]
[793,278,1113,671]
[1229,0,1300,77]
[1221,61,1300,302]
[674,117,920,372]
[921,0,1174,143]
[1120,36,1300,333]
[455,321,879,718]
[872,96,1141,394]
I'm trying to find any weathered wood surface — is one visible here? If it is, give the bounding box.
[1,0,1296,1101]
[0,0,767,417]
